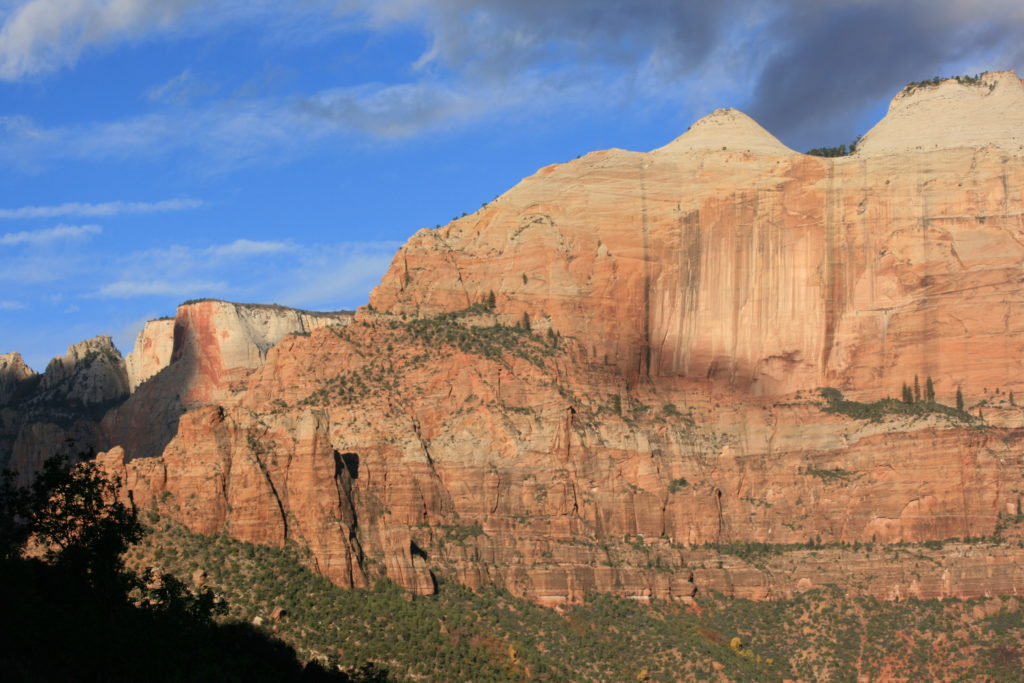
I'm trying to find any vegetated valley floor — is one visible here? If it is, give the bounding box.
[130,516,1024,682]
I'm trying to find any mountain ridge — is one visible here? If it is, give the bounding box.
[7,71,1024,605]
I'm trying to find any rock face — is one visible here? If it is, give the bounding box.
[372,70,1024,401]
[103,300,353,460]
[0,352,36,406]
[2,303,351,479]
[125,319,175,391]
[75,70,1024,603]
[1,337,128,478]
[39,336,129,406]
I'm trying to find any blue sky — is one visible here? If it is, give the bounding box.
[1,0,1022,370]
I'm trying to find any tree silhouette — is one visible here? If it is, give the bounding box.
[0,456,387,681]
[28,456,141,600]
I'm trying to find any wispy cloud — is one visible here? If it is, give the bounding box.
[0,223,100,245]
[93,237,399,309]
[206,238,294,257]
[144,68,218,104]
[0,299,25,310]
[272,241,401,309]
[0,198,202,219]
[98,279,228,298]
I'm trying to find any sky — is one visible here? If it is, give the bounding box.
[1,0,1022,370]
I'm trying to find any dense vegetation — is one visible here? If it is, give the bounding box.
[817,386,972,423]
[7,455,1024,680]
[133,518,1024,682]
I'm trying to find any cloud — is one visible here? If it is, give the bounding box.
[301,81,487,138]
[205,238,294,257]
[0,198,202,219]
[747,0,1024,145]
[93,237,400,310]
[0,0,204,80]
[144,68,218,104]
[0,1,350,81]
[0,299,24,310]
[3,1,1024,160]
[0,223,100,245]
[98,279,228,298]
[271,241,402,309]
[93,237,301,299]
[343,0,1024,148]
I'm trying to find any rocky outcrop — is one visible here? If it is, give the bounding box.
[0,352,36,406]
[80,70,1024,604]
[2,337,129,477]
[39,336,129,406]
[125,319,175,391]
[4,302,351,477]
[857,70,1024,155]
[103,301,353,460]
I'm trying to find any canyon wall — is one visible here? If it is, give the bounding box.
[2,301,353,479]
[371,71,1024,401]
[36,70,1024,604]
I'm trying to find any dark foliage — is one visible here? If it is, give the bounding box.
[0,457,382,682]
[818,387,970,423]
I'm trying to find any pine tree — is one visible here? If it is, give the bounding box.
[956,387,964,412]
[520,311,531,332]
[913,375,921,403]
[486,290,496,310]
[925,376,935,403]
[902,383,913,404]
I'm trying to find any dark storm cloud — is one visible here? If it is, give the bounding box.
[749,1,1024,147]
[363,0,1024,148]
[404,0,751,79]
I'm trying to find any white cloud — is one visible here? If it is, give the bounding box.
[0,299,24,310]
[0,198,202,219]
[0,1,353,81]
[0,223,100,245]
[0,72,589,172]
[98,279,228,298]
[0,0,204,80]
[205,238,293,257]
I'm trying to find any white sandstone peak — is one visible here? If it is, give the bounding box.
[856,70,1024,156]
[655,108,797,156]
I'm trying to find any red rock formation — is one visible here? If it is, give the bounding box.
[82,71,1024,603]
[371,71,1024,402]
[103,300,353,460]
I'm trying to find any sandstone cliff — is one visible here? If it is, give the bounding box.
[103,300,353,460]
[65,70,1024,604]
[372,70,1024,402]
[3,302,352,480]
[125,318,175,391]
